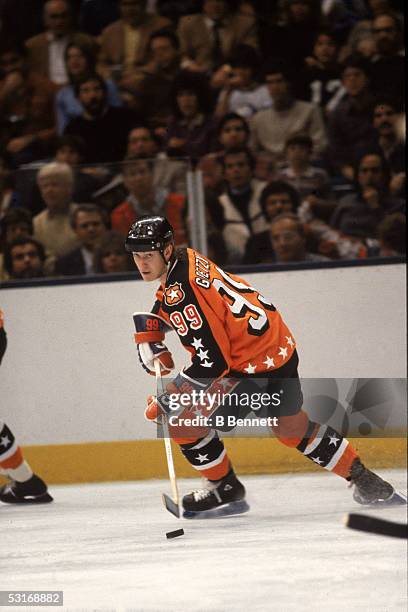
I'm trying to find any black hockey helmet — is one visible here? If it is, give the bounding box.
[125,215,174,254]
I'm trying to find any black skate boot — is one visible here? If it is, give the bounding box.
[349,459,406,506]
[0,474,53,504]
[183,470,249,519]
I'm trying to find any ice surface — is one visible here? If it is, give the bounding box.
[1,471,406,612]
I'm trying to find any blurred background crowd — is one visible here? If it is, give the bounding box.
[0,0,405,281]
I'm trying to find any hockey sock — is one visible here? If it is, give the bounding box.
[0,422,33,482]
[175,431,231,480]
[272,411,359,479]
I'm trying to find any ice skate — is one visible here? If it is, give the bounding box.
[183,470,249,519]
[0,474,53,504]
[349,459,407,506]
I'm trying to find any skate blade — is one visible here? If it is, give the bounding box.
[183,500,250,520]
[0,492,53,504]
[162,493,180,518]
[355,489,407,507]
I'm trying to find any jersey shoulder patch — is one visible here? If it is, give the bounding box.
[164,282,185,307]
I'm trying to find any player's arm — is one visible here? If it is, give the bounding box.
[133,304,174,377]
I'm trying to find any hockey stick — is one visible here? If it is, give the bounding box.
[154,360,180,518]
[345,513,407,539]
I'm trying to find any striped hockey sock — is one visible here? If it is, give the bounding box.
[175,430,231,481]
[0,422,33,482]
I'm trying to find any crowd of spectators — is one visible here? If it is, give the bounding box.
[0,0,405,281]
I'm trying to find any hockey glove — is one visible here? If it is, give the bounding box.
[144,372,208,421]
[133,312,174,376]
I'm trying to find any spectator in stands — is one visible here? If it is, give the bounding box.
[259,0,323,74]
[97,0,171,82]
[122,29,182,130]
[0,44,57,166]
[165,71,217,160]
[269,213,330,264]
[25,0,94,86]
[56,38,122,134]
[326,54,376,178]
[199,113,251,192]
[330,151,405,240]
[243,180,300,264]
[177,0,258,74]
[111,158,187,245]
[33,161,79,257]
[54,204,108,276]
[298,30,343,116]
[370,12,404,106]
[250,60,327,163]
[0,153,21,220]
[0,208,33,280]
[4,236,46,280]
[93,230,135,274]
[64,73,139,163]
[357,97,405,198]
[214,147,268,263]
[369,212,405,257]
[79,0,120,37]
[215,45,272,119]
[277,133,335,223]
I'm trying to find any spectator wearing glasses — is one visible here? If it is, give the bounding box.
[269,213,330,264]
[54,204,108,276]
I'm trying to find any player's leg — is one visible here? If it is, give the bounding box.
[268,357,405,505]
[173,432,248,516]
[0,421,53,504]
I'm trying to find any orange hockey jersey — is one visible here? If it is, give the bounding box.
[152,248,296,382]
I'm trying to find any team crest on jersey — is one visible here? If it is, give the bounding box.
[164,282,185,307]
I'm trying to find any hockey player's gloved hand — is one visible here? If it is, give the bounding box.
[145,382,180,421]
[133,312,174,376]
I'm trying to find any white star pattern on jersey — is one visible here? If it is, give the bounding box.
[191,337,204,350]
[202,361,214,368]
[0,436,11,448]
[244,363,257,374]
[286,336,295,347]
[329,435,340,446]
[198,349,209,361]
[263,355,275,369]
[278,346,288,359]
[196,453,209,463]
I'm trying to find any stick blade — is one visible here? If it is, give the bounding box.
[345,513,407,539]
[162,493,180,518]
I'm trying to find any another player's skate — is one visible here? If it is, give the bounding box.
[349,459,406,506]
[183,470,249,519]
[0,474,53,504]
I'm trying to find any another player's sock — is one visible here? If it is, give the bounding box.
[175,431,231,481]
[0,423,33,481]
[0,422,53,504]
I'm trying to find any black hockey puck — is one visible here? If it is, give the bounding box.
[166,528,184,539]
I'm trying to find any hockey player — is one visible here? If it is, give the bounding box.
[0,309,53,504]
[126,216,406,517]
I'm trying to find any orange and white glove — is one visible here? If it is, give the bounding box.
[133,312,174,376]
[145,382,182,422]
